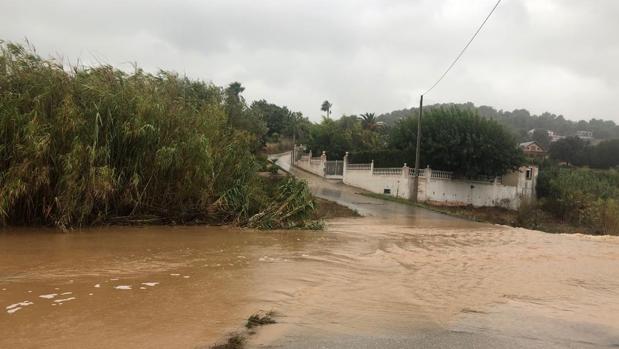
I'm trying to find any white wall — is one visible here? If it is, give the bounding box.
[344,169,412,199]
[424,178,519,209]
[293,147,536,210]
[343,165,535,210]
[296,159,324,177]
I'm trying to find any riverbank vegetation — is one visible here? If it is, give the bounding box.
[0,41,317,229]
[535,166,619,235]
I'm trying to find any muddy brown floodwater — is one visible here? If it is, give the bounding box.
[1,156,619,348]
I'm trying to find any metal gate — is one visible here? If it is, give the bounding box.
[324,160,344,177]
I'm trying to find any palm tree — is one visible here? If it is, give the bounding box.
[360,112,378,130]
[321,100,332,118]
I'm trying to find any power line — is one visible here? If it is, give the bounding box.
[422,0,503,96]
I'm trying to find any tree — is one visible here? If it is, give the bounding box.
[224,81,246,125]
[549,136,587,166]
[321,100,332,118]
[307,115,383,159]
[531,129,551,151]
[587,139,619,169]
[389,107,524,178]
[360,112,378,130]
[224,82,267,151]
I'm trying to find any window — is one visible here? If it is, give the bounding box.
[526,168,532,180]
[383,188,391,195]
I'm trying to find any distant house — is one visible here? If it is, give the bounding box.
[527,129,564,143]
[576,130,593,140]
[519,141,546,158]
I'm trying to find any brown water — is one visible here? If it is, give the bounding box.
[1,162,619,348]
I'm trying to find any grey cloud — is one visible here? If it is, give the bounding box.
[1,0,617,122]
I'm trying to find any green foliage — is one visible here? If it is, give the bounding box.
[360,112,379,131]
[531,129,551,151]
[349,149,412,167]
[537,166,619,234]
[0,41,316,228]
[590,139,619,169]
[549,136,587,165]
[246,177,318,229]
[249,100,311,143]
[307,115,384,159]
[379,102,619,141]
[320,100,332,118]
[389,107,525,177]
[549,138,619,169]
[224,82,267,152]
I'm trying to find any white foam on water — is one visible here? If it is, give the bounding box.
[27,290,32,293]
[39,293,58,299]
[54,297,76,303]
[114,285,132,290]
[6,301,33,310]
[170,273,180,276]
[60,292,72,295]
[88,293,93,296]
[7,307,21,314]
[94,284,101,288]
[139,287,146,290]
[141,282,159,287]
[110,278,119,281]
[6,301,33,314]
[1,288,6,291]
[183,276,190,279]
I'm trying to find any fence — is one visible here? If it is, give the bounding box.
[347,163,371,171]
[325,160,344,177]
[291,145,537,210]
[373,168,402,176]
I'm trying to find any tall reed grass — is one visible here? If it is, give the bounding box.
[0,41,315,228]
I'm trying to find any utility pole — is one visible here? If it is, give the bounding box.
[411,94,423,202]
[291,114,296,167]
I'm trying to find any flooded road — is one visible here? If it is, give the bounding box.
[1,155,618,348]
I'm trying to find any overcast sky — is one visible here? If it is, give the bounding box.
[2,0,618,122]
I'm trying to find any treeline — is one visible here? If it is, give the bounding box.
[379,102,619,141]
[0,41,315,228]
[549,137,619,169]
[306,107,524,178]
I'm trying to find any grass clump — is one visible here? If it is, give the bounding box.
[210,334,245,349]
[245,311,277,329]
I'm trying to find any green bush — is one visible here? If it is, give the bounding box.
[349,149,413,167]
[537,166,619,234]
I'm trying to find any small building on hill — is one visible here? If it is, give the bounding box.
[576,130,594,140]
[519,141,546,158]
